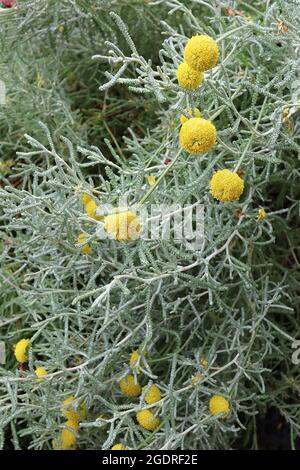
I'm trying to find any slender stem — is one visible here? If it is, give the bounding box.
[216,24,250,43]
[102,119,125,159]
[210,105,226,121]
[137,147,183,206]
[234,96,268,172]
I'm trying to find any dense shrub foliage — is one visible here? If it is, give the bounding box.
[0,0,299,450]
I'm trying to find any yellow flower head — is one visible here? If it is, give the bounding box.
[209,395,230,419]
[176,62,204,90]
[104,209,141,241]
[129,349,145,374]
[184,35,219,72]
[200,356,208,369]
[14,338,30,363]
[65,419,79,431]
[119,375,141,397]
[210,169,244,202]
[81,193,93,205]
[180,107,201,125]
[52,426,77,450]
[144,384,161,405]
[76,233,92,255]
[146,175,156,186]
[62,396,86,424]
[35,366,47,381]
[129,350,140,367]
[257,207,267,220]
[179,118,217,154]
[111,443,127,450]
[85,199,103,221]
[191,372,203,385]
[136,409,160,431]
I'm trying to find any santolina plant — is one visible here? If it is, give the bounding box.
[0,0,300,451]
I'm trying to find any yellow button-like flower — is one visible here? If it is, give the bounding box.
[257,207,267,220]
[119,375,141,397]
[144,384,161,405]
[52,425,77,450]
[209,395,230,418]
[14,338,30,363]
[210,169,244,202]
[176,62,204,90]
[136,410,160,431]
[111,443,127,450]
[184,35,219,72]
[85,199,103,221]
[35,366,47,381]
[179,118,217,154]
[76,233,92,255]
[62,396,86,424]
[180,107,201,125]
[104,209,141,241]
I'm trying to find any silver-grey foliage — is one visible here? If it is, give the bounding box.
[0,0,300,450]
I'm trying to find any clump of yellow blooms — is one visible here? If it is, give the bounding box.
[180,107,201,125]
[176,35,218,90]
[136,409,160,431]
[111,443,127,450]
[176,62,204,90]
[35,366,47,381]
[53,396,86,450]
[184,35,219,72]
[14,338,30,363]
[210,169,244,202]
[119,374,141,397]
[76,233,92,255]
[104,208,141,241]
[180,117,217,154]
[116,352,162,436]
[209,395,230,419]
[257,207,267,220]
[144,384,161,405]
